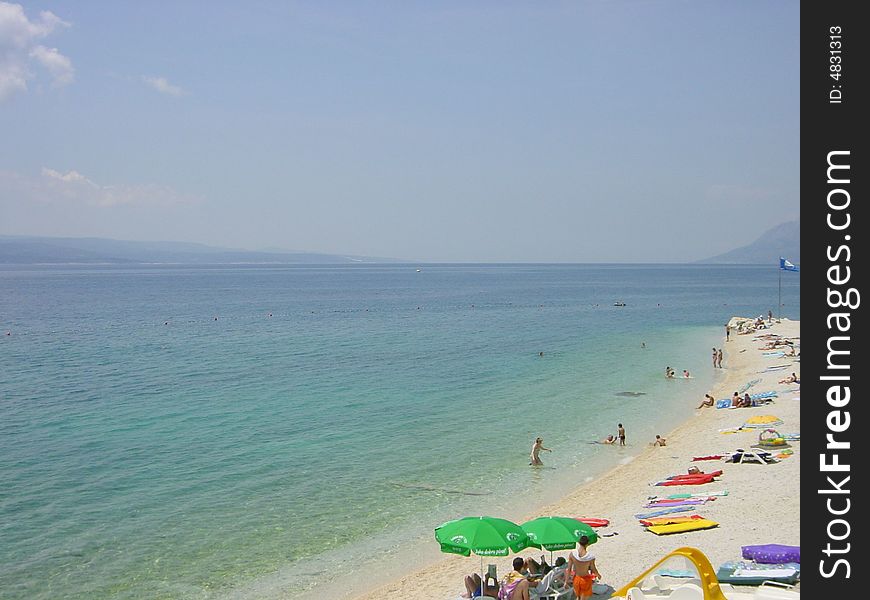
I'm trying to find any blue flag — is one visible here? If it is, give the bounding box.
[779,257,799,272]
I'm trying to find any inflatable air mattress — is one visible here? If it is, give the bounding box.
[646,518,719,536]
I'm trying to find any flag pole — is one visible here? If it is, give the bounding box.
[778,264,782,322]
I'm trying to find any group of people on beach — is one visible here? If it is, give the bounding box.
[711,348,724,368]
[462,535,600,600]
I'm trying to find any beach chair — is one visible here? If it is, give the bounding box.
[530,567,574,600]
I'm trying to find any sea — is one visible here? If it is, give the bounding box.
[0,264,799,599]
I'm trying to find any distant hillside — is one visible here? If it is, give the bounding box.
[698,221,800,265]
[0,236,400,265]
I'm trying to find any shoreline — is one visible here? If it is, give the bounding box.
[338,318,800,600]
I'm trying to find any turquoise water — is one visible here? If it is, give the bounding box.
[0,264,799,599]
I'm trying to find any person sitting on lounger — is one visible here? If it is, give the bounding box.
[498,557,531,600]
[463,571,500,598]
[697,393,715,409]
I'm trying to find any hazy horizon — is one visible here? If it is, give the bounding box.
[1,2,799,262]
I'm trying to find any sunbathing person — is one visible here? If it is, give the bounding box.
[522,557,544,581]
[463,572,499,598]
[735,394,752,408]
[697,393,715,409]
[779,372,800,384]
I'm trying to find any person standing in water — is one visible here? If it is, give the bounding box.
[717,348,724,368]
[529,437,552,466]
[616,423,626,446]
[712,348,718,368]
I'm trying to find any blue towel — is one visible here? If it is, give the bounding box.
[716,399,732,409]
[634,506,695,519]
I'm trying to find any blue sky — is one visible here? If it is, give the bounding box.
[1,1,799,262]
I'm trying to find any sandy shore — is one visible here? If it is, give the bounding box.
[345,318,800,600]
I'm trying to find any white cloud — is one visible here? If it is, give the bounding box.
[30,45,73,86]
[0,2,73,100]
[142,75,187,97]
[0,168,201,208]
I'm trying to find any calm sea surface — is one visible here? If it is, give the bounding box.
[0,264,799,599]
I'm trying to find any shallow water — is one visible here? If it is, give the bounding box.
[0,264,799,599]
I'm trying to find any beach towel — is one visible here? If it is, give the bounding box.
[497,574,524,600]
[639,515,704,527]
[643,499,708,508]
[716,561,800,586]
[634,506,696,520]
[654,474,715,486]
[664,490,728,499]
[733,568,797,578]
[693,455,725,461]
[737,379,762,394]
[655,568,696,578]
[716,399,732,409]
[647,495,716,504]
[742,544,800,564]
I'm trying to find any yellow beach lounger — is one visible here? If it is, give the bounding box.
[647,519,719,536]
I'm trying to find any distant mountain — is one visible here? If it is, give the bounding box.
[0,236,401,265]
[698,220,800,265]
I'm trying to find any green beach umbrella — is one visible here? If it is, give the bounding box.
[434,516,530,557]
[521,516,598,551]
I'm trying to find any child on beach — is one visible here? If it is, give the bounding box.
[529,437,552,466]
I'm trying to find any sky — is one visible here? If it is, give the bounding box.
[0,1,799,262]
